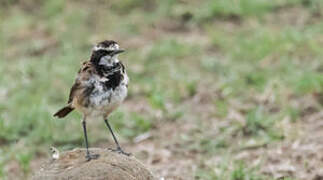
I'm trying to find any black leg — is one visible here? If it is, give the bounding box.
[104,118,130,156]
[82,120,90,157]
[82,118,99,161]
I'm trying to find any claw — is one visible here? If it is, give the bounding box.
[108,147,131,156]
[85,153,100,161]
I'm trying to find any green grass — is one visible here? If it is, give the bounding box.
[0,0,323,179]
[196,0,305,21]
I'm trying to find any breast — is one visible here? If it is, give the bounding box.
[84,74,127,116]
[75,61,128,117]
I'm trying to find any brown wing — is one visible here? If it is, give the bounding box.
[53,81,80,118]
[67,81,81,104]
[54,61,95,118]
[68,61,96,104]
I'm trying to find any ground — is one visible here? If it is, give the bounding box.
[0,0,323,179]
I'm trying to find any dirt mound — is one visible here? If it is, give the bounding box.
[32,148,156,180]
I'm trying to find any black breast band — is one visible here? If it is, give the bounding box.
[100,62,124,90]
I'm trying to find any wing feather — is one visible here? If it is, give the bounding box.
[67,61,94,104]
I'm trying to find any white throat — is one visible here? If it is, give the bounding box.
[99,56,119,66]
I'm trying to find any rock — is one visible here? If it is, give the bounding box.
[32,148,156,180]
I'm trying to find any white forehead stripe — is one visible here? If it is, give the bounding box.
[93,44,120,51]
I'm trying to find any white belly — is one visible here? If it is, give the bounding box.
[85,75,128,117]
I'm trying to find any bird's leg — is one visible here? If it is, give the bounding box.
[82,117,99,161]
[104,118,131,156]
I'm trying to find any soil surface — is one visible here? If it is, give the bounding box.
[32,148,156,180]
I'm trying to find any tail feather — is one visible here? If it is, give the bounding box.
[54,106,74,118]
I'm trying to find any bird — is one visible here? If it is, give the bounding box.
[54,40,130,161]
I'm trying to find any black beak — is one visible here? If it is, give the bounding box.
[112,49,125,56]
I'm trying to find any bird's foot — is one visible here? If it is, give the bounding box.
[85,153,100,161]
[108,147,131,156]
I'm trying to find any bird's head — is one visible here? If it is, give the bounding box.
[90,40,125,66]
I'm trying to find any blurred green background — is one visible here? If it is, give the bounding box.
[0,0,323,179]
